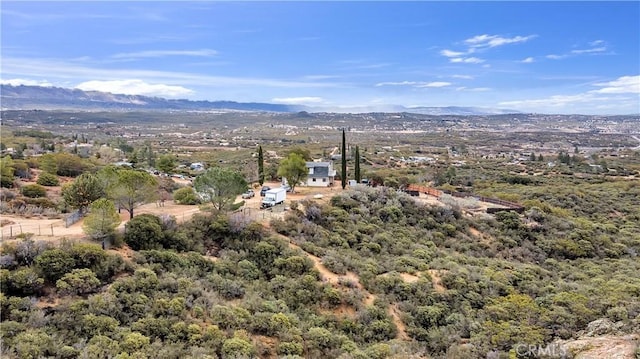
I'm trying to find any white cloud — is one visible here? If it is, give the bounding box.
[450,57,485,64]
[419,82,451,88]
[547,41,608,60]
[375,81,451,88]
[464,34,536,48]
[571,47,606,54]
[521,57,535,63]
[302,75,340,80]
[0,78,54,87]
[499,93,609,108]
[591,75,640,94]
[498,75,640,113]
[2,57,340,91]
[451,75,474,79]
[375,81,419,87]
[111,49,218,59]
[456,87,490,92]
[75,79,194,98]
[440,49,466,57]
[271,97,324,105]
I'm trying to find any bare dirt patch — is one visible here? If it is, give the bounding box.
[319,303,357,319]
[428,269,446,293]
[469,226,494,245]
[108,245,135,260]
[399,272,420,283]
[559,334,639,359]
[285,237,377,308]
[389,304,410,341]
[1,200,201,244]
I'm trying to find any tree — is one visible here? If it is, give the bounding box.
[124,214,163,250]
[193,167,247,211]
[39,153,58,174]
[36,172,59,186]
[287,147,312,161]
[354,145,361,183]
[83,199,121,241]
[62,173,105,215]
[35,249,76,282]
[341,129,347,189]
[277,153,307,193]
[258,146,265,186]
[108,169,158,219]
[173,187,200,205]
[41,153,86,177]
[1,156,15,188]
[156,154,177,174]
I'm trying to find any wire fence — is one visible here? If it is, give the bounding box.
[0,203,287,242]
[234,206,288,222]
[1,223,58,240]
[65,210,83,228]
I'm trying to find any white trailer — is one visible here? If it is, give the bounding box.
[261,187,286,208]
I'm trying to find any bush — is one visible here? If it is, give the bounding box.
[124,214,164,250]
[36,172,59,186]
[277,341,304,356]
[56,268,101,295]
[21,184,47,198]
[34,249,75,282]
[221,337,255,358]
[173,187,200,205]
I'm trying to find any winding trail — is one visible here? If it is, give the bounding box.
[283,236,413,340]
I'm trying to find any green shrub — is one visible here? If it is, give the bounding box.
[56,268,101,295]
[124,214,163,250]
[173,187,200,205]
[36,172,59,186]
[277,341,304,356]
[21,184,47,198]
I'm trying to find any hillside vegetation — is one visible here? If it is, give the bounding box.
[1,180,639,358]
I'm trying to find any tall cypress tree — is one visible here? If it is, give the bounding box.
[258,145,264,185]
[341,129,347,189]
[354,145,361,183]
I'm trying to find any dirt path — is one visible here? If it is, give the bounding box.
[285,237,414,340]
[286,240,374,300]
[428,270,446,293]
[468,226,493,245]
[389,304,410,341]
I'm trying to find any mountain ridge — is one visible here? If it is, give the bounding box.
[1,84,520,115]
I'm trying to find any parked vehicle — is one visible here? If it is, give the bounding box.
[260,186,271,196]
[282,184,292,192]
[261,187,286,209]
[241,189,255,199]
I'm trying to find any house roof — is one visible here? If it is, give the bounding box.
[306,161,332,168]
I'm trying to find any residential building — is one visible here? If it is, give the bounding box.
[305,161,336,187]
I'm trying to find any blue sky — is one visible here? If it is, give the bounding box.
[1,1,639,114]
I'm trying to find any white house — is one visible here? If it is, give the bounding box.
[305,161,336,187]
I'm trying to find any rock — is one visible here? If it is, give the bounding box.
[585,318,618,337]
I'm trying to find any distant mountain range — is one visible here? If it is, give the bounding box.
[0,85,299,112]
[0,84,519,115]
